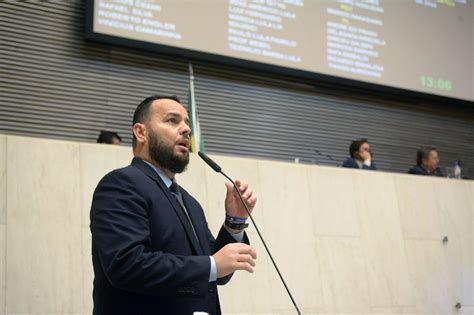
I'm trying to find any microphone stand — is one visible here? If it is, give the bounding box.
[198,152,302,315]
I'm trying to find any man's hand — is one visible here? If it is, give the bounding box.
[224,180,257,219]
[359,150,371,163]
[213,243,257,278]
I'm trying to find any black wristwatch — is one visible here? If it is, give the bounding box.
[224,219,249,231]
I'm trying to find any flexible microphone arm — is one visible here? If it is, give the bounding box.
[198,152,302,315]
[314,149,339,167]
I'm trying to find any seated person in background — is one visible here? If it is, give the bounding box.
[408,146,443,176]
[97,130,121,145]
[342,138,377,170]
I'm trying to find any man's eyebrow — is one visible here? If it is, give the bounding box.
[165,112,190,125]
[164,112,183,119]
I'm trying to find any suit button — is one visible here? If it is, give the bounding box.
[208,287,215,293]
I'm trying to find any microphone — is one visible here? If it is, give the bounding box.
[198,151,221,172]
[314,149,339,167]
[198,151,302,315]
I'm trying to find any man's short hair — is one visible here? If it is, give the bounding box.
[132,95,182,148]
[417,145,437,166]
[349,138,369,158]
[97,130,121,144]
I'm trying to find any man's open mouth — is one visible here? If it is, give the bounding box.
[177,138,190,150]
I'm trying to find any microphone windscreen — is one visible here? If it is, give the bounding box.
[198,151,222,173]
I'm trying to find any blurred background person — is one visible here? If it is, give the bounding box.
[342,138,377,170]
[97,130,121,145]
[408,145,443,176]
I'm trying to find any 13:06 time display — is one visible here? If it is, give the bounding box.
[420,75,453,91]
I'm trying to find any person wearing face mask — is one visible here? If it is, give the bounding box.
[408,146,444,176]
[342,138,377,171]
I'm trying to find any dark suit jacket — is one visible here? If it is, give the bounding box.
[342,157,377,170]
[90,157,248,315]
[408,165,444,177]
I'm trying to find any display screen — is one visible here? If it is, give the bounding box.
[87,0,473,102]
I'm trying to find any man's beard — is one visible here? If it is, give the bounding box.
[148,131,189,174]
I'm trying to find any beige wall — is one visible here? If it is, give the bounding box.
[1,135,472,315]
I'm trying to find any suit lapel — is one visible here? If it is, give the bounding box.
[131,158,204,255]
[180,190,212,255]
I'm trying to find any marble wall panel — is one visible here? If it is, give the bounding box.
[395,175,442,240]
[405,240,457,314]
[0,135,6,224]
[6,136,83,313]
[434,180,473,305]
[307,167,360,237]
[257,161,323,312]
[316,237,371,313]
[82,228,93,314]
[354,172,415,307]
[0,224,5,315]
[3,136,474,315]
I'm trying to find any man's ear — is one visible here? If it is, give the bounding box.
[133,123,147,145]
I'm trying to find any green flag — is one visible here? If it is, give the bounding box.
[188,63,205,153]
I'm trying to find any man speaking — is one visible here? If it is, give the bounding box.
[90,95,257,314]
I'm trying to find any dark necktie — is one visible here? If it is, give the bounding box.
[169,182,199,242]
